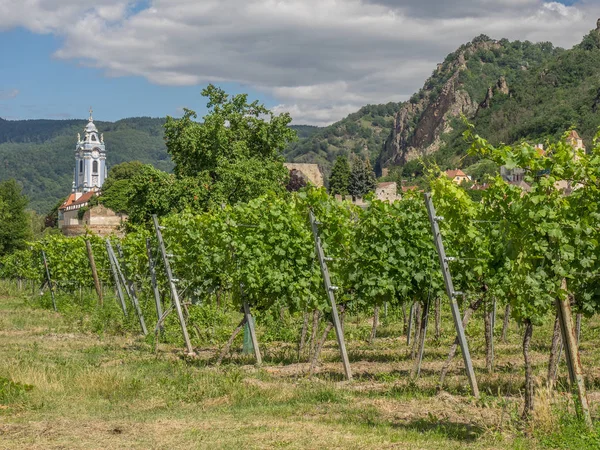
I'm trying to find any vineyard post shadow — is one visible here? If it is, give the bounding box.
[424,192,479,398]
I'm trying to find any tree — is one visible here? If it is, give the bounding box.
[164,84,296,206]
[329,156,350,196]
[348,156,376,198]
[100,161,146,213]
[286,169,307,192]
[0,180,31,255]
[125,165,211,226]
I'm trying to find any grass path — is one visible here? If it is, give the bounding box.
[0,293,598,448]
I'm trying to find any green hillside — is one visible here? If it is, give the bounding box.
[0,117,171,213]
[4,24,600,211]
[0,118,320,213]
[283,102,402,176]
[286,25,600,183]
[437,29,600,169]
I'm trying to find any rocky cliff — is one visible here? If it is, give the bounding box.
[379,39,516,169]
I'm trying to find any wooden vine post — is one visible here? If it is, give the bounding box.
[152,215,194,354]
[424,192,479,398]
[556,278,592,429]
[41,250,57,312]
[309,210,352,381]
[85,240,103,306]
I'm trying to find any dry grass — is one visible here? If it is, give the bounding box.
[0,291,599,449]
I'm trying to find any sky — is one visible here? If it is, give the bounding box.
[0,0,598,126]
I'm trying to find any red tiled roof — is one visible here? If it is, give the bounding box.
[401,185,419,192]
[445,169,468,179]
[59,191,96,210]
[567,130,581,140]
[377,182,396,188]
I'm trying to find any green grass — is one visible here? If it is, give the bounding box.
[0,283,599,448]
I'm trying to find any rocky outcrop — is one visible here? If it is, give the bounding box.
[379,58,477,167]
[478,76,509,112]
[497,76,509,95]
[379,39,510,169]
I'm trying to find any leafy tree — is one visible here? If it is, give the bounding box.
[44,196,66,228]
[125,165,211,225]
[100,161,146,213]
[329,156,351,196]
[164,85,296,206]
[0,180,31,255]
[348,156,376,197]
[286,169,307,192]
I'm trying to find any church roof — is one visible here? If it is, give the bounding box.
[85,120,98,133]
[59,191,96,211]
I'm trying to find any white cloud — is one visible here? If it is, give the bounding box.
[0,0,598,124]
[0,89,20,100]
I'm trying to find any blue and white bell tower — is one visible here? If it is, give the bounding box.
[73,108,107,193]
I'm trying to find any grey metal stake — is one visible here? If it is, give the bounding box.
[111,242,147,335]
[105,240,128,318]
[424,192,479,398]
[407,301,415,346]
[491,297,496,370]
[309,210,352,381]
[41,250,57,312]
[152,215,193,354]
[146,238,163,326]
[412,298,430,379]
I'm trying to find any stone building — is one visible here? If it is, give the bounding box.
[58,110,126,236]
[375,182,402,202]
[338,181,402,206]
[283,163,324,187]
[445,169,471,184]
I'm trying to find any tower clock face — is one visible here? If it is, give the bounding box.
[92,148,100,158]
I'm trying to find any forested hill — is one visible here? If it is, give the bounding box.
[287,24,600,180]
[0,118,320,213]
[6,24,600,212]
[0,117,172,213]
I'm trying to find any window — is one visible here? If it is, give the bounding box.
[93,160,98,174]
[79,160,83,172]
[91,134,97,141]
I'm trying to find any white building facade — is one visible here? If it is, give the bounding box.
[73,108,107,193]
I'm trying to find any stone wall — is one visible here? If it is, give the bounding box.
[60,205,126,237]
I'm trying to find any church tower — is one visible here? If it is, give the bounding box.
[73,108,107,194]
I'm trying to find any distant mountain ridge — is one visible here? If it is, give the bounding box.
[287,23,600,179]
[4,23,600,212]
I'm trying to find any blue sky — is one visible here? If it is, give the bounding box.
[0,28,274,122]
[0,0,595,125]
